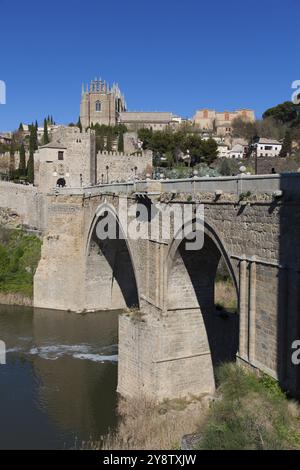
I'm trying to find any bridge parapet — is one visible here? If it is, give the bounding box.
[51,172,300,199]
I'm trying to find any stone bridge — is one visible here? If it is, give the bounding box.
[33,174,300,400]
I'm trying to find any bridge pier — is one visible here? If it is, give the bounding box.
[118,310,216,400]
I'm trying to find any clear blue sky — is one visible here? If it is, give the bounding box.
[0,0,299,131]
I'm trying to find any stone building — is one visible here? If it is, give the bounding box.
[34,126,152,191]
[80,77,181,131]
[80,79,126,128]
[34,127,96,192]
[193,109,255,135]
[119,111,180,131]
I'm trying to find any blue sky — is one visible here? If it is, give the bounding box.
[0,0,299,131]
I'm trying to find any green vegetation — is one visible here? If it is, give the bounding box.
[199,363,300,450]
[19,143,26,175]
[138,127,218,166]
[89,123,128,153]
[280,130,292,157]
[263,101,300,126]
[0,227,42,298]
[43,118,50,145]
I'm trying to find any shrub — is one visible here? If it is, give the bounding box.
[0,228,41,298]
[199,363,300,450]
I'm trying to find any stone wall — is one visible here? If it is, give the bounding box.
[0,181,47,230]
[96,150,152,183]
[243,156,300,175]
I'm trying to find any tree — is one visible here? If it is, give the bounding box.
[137,128,153,150]
[18,123,24,132]
[263,101,299,124]
[201,138,218,165]
[117,130,124,152]
[43,118,49,145]
[76,116,82,133]
[231,117,257,141]
[9,143,15,180]
[280,130,292,157]
[19,143,26,175]
[27,152,34,184]
[106,132,113,151]
[29,123,38,153]
[96,134,105,152]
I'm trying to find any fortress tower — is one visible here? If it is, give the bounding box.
[80,78,126,129]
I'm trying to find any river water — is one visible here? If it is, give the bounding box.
[0,305,120,449]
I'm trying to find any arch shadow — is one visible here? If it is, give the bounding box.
[167,220,239,372]
[85,203,139,310]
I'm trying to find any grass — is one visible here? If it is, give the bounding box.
[198,363,300,450]
[81,364,300,450]
[215,280,237,311]
[0,226,42,298]
[81,395,208,450]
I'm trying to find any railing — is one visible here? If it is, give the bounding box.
[52,172,300,198]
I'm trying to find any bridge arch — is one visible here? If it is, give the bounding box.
[165,220,239,393]
[85,202,139,311]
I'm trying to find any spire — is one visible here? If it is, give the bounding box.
[81,83,84,96]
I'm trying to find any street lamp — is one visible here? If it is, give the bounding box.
[106,165,109,184]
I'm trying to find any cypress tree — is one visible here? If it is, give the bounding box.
[27,151,34,184]
[117,131,124,152]
[280,130,292,157]
[18,122,24,132]
[9,143,15,180]
[97,134,105,152]
[19,143,26,175]
[43,118,49,144]
[76,116,82,133]
[106,132,113,152]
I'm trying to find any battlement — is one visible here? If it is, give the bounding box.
[96,149,153,183]
[97,150,143,158]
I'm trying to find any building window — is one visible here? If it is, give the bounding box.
[95,101,101,112]
[58,151,64,160]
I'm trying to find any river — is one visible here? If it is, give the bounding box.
[0,304,120,449]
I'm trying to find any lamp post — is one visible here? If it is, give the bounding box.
[106,165,109,184]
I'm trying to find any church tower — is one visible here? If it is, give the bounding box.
[80,78,126,128]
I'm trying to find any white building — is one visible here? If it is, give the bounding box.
[217,143,230,158]
[229,143,245,159]
[254,138,282,157]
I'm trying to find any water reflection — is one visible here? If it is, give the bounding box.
[0,305,119,449]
